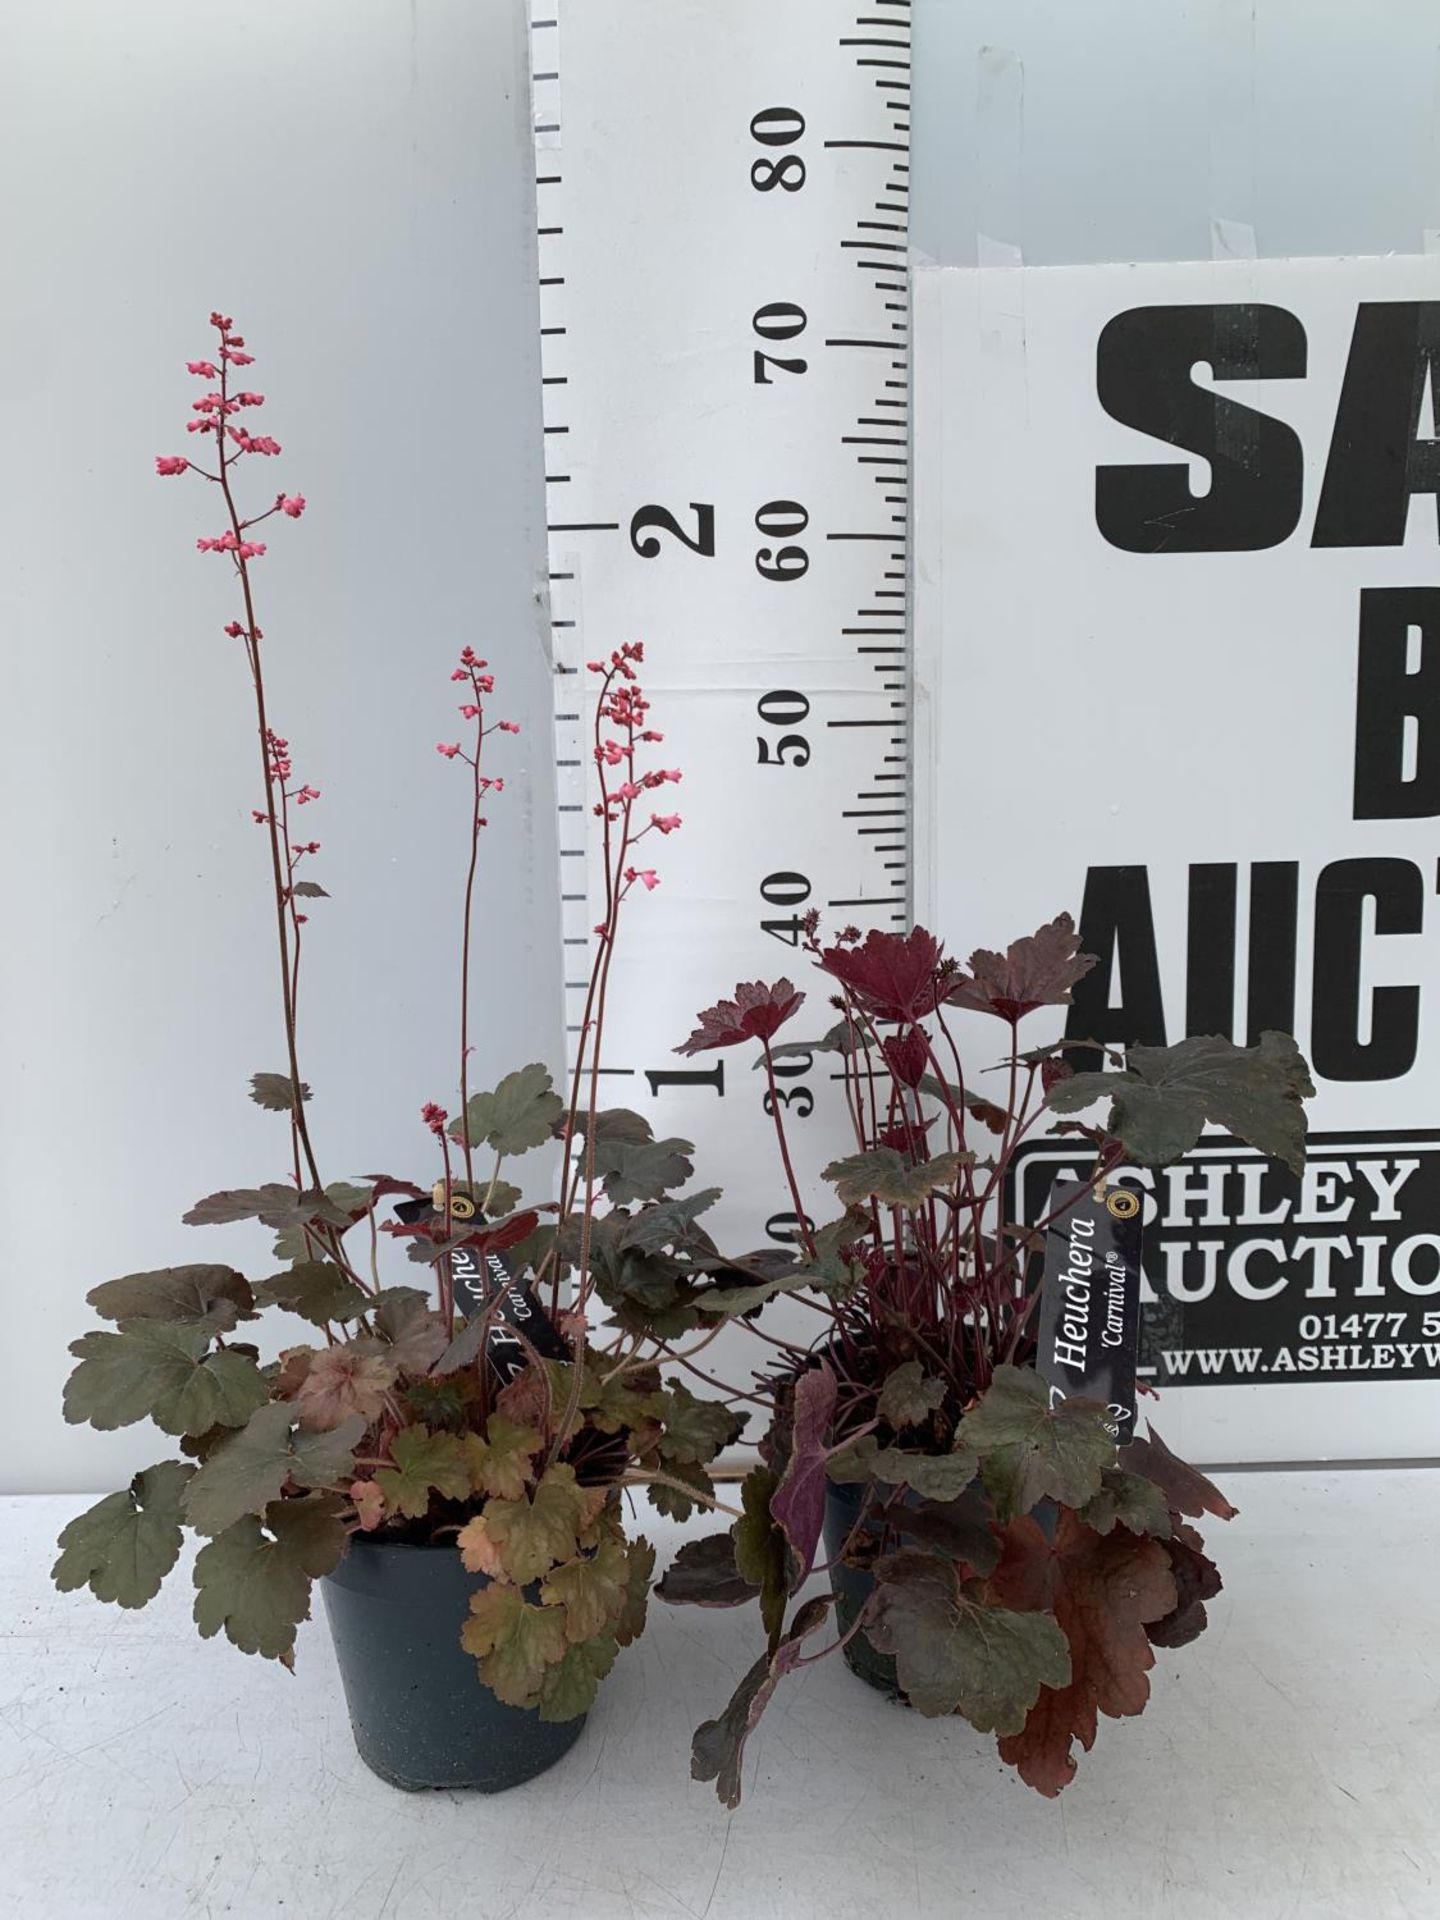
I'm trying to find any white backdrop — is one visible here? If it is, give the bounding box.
[0,0,561,1493]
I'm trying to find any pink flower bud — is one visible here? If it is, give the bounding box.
[223,621,245,638]
[436,742,461,758]
[450,668,468,682]
[236,391,265,407]
[155,455,188,476]
[497,721,520,734]
[251,810,269,824]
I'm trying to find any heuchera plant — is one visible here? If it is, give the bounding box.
[52,315,748,1720]
[650,916,1313,1800]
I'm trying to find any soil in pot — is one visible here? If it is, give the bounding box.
[321,1535,587,1792]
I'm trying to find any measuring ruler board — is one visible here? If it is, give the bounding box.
[529,0,913,1259]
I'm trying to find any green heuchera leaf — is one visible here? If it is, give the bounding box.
[1045,1030,1313,1176]
[961,1366,1115,1521]
[183,1184,353,1230]
[656,1380,746,1466]
[52,1461,194,1608]
[645,1459,716,1523]
[463,1417,542,1501]
[375,1424,472,1519]
[826,1434,978,1504]
[249,1071,311,1111]
[537,1635,618,1722]
[866,1546,1071,1728]
[251,1262,370,1326]
[602,1140,697,1206]
[615,1536,656,1647]
[1080,1469,1173,1539]
[481,1464,589,1584]
[822,1148,965,1209]
[371,1289,448,1373]
[192,1494,348,1661]
[63,1323,269,1437]
[183,1404,366,1534]
[461,1583,569,1707]
[732,1466,788,1651]
[86,1266,255,1335]
[876,1360,946,1430]
[271,1182,372,1262]
[450,1062,564,1156]
[540,1534,630,1642]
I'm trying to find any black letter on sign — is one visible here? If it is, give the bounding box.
[1185,863,1236,1039]
[1311,857,1422,1082]
[1354,587,1440,819]
[1247,861,1300,1043]
[1095,304,1307,554]
[1313,304,1440,548]
[1065,867,1167,1072]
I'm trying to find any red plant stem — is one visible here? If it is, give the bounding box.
[759,1037,816,1258]
[214,365,321,1196]
[455,716,486,1195]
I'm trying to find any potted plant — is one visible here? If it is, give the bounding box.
[51,314,748,1791]
[651,917,1313,1801]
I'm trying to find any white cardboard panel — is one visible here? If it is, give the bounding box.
[915,256,1440,1463]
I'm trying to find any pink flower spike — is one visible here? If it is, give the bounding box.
[280,495,306,519]
[420,1101,448,1135]
[436,742,461,759]
[155,455,188,476]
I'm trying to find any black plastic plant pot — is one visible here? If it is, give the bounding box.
[321,1536,588,1792]
[823,1477,904,1699]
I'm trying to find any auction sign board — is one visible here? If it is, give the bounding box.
[915,255,1440,1463]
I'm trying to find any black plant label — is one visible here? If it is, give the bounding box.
[393,1198,569,1386]
[1037,1179,1144,1444]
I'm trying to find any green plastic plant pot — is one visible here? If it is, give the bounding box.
[321,1536,587,1792]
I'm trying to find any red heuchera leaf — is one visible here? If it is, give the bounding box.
[676,980,805,1056]
[986,1509,1177,1795]
[819,927,944,1023]
[945,913,1098,1023]
[1145,1522,1222,1648]
[881,1028,930,1089]
[768,1362,838,1585]
[1126,1425,1238,1521]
